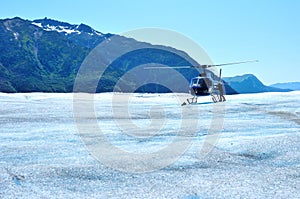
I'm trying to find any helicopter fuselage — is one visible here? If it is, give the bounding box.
[189,76,215,96]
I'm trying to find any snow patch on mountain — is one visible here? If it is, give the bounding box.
[31,22,42,28]
[31,18,104,36]
[32,22,81,35]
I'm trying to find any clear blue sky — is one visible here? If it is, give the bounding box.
[1,0,299,84]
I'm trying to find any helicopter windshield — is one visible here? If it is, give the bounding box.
[198,78,205,85]
[190,77,212,87]
[192,78,198,85]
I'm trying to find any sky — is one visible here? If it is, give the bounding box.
[1,0,299,85]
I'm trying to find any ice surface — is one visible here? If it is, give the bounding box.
[0,92,299,198]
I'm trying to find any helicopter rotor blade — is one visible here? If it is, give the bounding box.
[144,65,208,69]
[144,60,258,70]
[144,66,193,69]
[205,60,259,68]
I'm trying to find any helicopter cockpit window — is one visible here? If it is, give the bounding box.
[192,78,198,85]
[197,78,212,87]
[198,78,205,85]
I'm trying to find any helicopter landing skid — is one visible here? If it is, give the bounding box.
[181,96,198,106]
[211,91,226,103]
[181,94,225,106]
[211,94,219,103]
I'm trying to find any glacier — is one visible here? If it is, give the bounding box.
[0,91,299,198]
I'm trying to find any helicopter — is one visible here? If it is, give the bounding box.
[146,60,258,105]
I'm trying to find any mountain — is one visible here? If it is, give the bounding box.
[0,17,93,92]
[270,82,300,91]
[1,17,219,93]
[0,17,240,94]
[223,74,292,94]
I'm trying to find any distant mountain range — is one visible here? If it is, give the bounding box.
[270,82,300,91]
[223,74,292,93]
[0,17,295,95]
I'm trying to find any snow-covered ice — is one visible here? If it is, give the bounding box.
[0,91,299,198]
